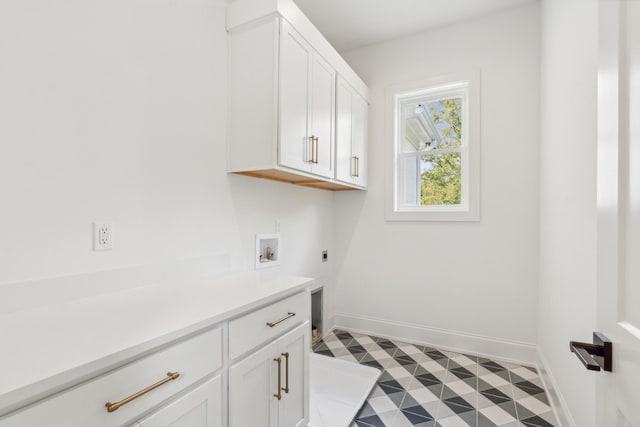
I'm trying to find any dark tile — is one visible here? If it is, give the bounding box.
[348,344,368,354]
[532,392,550,405]
[443,396,474,414]
[355,414,386,427]
[378,379,404,394]
[360,354,384,370]
[480,387,512,405]
[376,338,397,348]
[415,373,442,387]
[396,355,419,366]
[514,380,545,396]
[521,415,555,427]
[424,349,448,360]
[480,360,506,373]
[401,408,434,424]
[401,405,434,421]
[335,331,354,341]
[449,366,475,380]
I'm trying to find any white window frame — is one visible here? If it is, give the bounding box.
[385,70,481,221]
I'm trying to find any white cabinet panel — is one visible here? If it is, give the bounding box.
[229,343,279,427]
[229,291,309,360]
[277,323,310,427]
[309,55,335,178]
[336,79,354,183]
[335,76,368,188]
[279,21,312,173]
[351,92,368,188]
[134,376,222,427]
[229,321,310,427]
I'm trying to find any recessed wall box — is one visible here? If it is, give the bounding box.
[255,233,280,269]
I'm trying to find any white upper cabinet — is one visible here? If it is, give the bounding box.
[278,21,335,179]
[227,0,368,191]
[336,76,368,188]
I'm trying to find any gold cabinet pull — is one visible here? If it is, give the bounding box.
[273,357,282,400]
[313,136,319,164]
[281,352,290,393]
[105,372,180,413]
[266,312,296,328]
[307,136,314,163]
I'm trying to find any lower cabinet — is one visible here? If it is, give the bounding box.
[0,290,310,427]
[229,322,310,427]
[130,375,222,427]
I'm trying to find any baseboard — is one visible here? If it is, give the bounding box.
[333,313,538,366]
[535,348,576,427]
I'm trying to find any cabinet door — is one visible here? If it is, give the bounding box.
[335,77,354,183]
[133,375,222,427]
[277,322,310,427]
[229,342,279,427]
[279,20,312,173]
[309,55,335,179]
[351,92,368,187]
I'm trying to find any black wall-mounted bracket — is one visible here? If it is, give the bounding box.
[569,332,612,372]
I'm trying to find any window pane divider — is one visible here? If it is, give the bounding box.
[400,147,462,157]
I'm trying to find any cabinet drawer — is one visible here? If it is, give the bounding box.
[2,327,222,427]
[229,291,309,360]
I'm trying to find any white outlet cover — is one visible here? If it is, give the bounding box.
[93,222,114,251]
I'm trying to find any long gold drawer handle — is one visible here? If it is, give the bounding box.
[282,352,290,393]
[274,357,282,400]
[105,372,180,413]
[266,312,296,328]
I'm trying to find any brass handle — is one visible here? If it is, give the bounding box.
[274,357,282,400]
[266,312,296,328]
[281,352,290,393]
[105,372,180,413]
[313,136,319,164]
[307,136,314,163]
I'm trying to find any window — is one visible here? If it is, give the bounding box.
[385,71,480,221]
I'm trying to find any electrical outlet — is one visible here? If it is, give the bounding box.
[93,222,114,251]
[322,250,328,262]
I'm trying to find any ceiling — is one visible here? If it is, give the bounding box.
[292,0,536,52]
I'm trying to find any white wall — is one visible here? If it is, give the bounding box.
[538,0,598,426]
[0,0,333,293]
[333,4,541,359]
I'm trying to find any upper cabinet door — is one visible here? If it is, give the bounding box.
[279,21,312,173]
[351,92,368,187]
[309,55,335,179]
[335,78,354,183]
[335,77,368,187]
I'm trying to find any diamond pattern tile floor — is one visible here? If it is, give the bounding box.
[312,330,557,427]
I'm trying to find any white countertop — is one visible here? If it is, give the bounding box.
[0,272,313,416]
